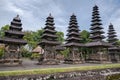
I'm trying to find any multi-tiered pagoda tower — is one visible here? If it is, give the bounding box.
[107,23,120,62]
[39,14,60,64]
[107,23,118,45]
[0,15,27,64]
[90,5,105,42]
[65,14,84,64]
[86,5,110,63]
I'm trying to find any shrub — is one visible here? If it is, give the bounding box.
[21,47,32,58]
[0,46,5,58]
[107,74,120,80]
[60,48,69,58]
[31,53,40,59]
[0,49,4,58]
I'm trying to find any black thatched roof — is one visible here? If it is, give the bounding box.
[107,23,118,45]
[44,25,55,29]
[108,46,120,50]
[55,45,65,51]
[40,14,60,46]
[44,29,56,33]
[90,30,104,34]
[66,37,82,41]
[65,14,83,47]
[108,46,120,54]
[10,15,22,31]
[10,25,22,30]
[65,42,84,47]
[41,33,57,38]
[85,41,111,47]
[9,15,22,30]
[90,25,103,30]
[90,5,105,41]
[0,15,27,45]
[66,32,80,36]
[5,30,25,36]
[89,35,105,40]
[40,40,60,45]
[11,21,22,25]
[13,15,21,21]
[0,37,27,45]
[67,27,80,32]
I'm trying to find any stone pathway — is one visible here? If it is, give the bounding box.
[0,58,118,71]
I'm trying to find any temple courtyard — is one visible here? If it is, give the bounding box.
[0,58,119,71]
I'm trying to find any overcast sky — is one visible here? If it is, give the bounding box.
[0,0,120,39]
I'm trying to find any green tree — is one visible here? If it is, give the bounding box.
[23,29,64,50]
[117,40,120,46]
[32,29,44,42]
[80,30,91,60]
[56,31,64,43]
[60,48,69,58]
[0,46,5,58]
[80,30,91,43]
[20,46,32,58]
[0,25,9,37]
[23,29,44,50]
[23,31,36,49]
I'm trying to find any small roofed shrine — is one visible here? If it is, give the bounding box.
[64,14,84,64]
[39,14,61,65]
[32,46,44,54]
[0,15,27,64]
[86,5,111,63]
[107,23,120,62]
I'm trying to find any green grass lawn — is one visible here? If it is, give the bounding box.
[0,63,120,76]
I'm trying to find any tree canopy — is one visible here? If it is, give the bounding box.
[0,25,9,37]
[56,31,64,43]
[80,30,91,43]
[23,29,64,50]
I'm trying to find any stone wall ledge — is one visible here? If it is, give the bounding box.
[0,68,120,80]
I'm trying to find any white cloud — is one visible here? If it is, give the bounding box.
[0,0,66,32]
[0,0,120,40]
[93,0,120,39]
[107,9,120,39]
[6,3,24,15]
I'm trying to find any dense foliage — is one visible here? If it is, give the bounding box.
[0,25,9,37]
[23,29,64,50]
[107,74,120,80]
[0,46,4,58]
[31,53,40,60]
[56,31,64,43]
[20,47,32,58]
[60,48,69,58]
[23,30,43,49]
[80,30,91,43]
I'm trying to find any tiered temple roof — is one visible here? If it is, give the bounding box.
[107,23,118,45]
[86,5,110,47]
[40,14,60,46]
[38,14,61,65]
[0,15,26,45]
[90,5,105,41]
[107,23,120,55]
[65,14,83,47]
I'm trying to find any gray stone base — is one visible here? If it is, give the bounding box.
[0,59,22,65]
[64,59,83,64]
[38,59,59,65]
[86,60,112,64]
